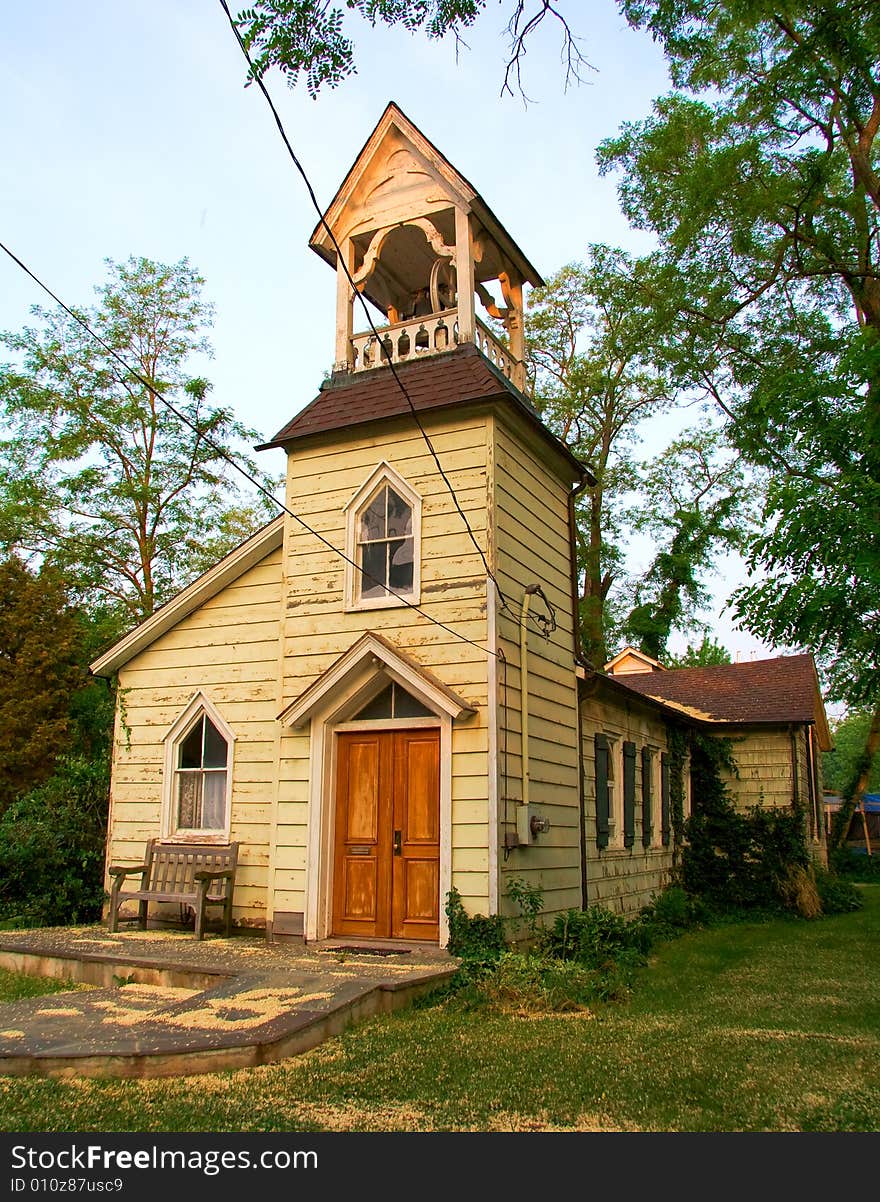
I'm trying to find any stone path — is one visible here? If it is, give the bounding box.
[0,926,456,1078]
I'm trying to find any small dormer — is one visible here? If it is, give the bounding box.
[310,102,543,393]
[604,647,667,676]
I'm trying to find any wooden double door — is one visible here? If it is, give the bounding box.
[332,728,440,941]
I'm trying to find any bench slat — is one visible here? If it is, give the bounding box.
[108,840,239,940]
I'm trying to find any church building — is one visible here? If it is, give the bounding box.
[92,104,829,945]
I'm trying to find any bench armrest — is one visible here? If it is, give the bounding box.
[193,868,235,882]
[108,863,149,878]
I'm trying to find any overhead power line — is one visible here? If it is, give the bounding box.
[0,237,502,661]
[216,0,510,614]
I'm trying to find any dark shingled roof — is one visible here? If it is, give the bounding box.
[615,654,825,728]
[258,343,588,479]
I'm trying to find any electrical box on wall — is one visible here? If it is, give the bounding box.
[515,804,551,846]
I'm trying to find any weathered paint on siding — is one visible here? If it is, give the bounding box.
[715,725,805,811]
[104,546,284,928]
[273,412,491,922]
[581,687,675,915]
[491,411,583,920]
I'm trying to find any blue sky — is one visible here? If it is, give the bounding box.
[0,1,784,663]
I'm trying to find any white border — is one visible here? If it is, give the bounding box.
[343,461,422,612]
[160,691,236,843]
[298,657,455,945]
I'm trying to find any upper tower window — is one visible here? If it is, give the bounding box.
[358,485,413,599]
[344,464,422,610]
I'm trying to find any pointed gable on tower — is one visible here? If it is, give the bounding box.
[309,102,543,391]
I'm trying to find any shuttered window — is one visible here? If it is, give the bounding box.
[623,741,636,848]
[595,733,610,850]
[661,752,671,847]
[641,746,653,848]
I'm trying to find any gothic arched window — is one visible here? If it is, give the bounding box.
[344,464,422,610]
[162,694,234,839]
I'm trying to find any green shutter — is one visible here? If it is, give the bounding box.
[661,752,671,847]
[595,733,610,850]
[623,741,636,848]
[641,746,653,848]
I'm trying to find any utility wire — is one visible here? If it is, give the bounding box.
[0,237,501,661]
[217,0,511,616]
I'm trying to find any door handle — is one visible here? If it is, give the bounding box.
[393,830,402,856]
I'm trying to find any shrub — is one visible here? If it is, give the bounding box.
[829,847,880,881]
[444,887,506,967]
[638,886,710,936]
[540,904,651,967]
[453,950,635,1013]
[679,734,811,912]
[814,870,864,914]
[0,754,109,927]
[778,866,823,919]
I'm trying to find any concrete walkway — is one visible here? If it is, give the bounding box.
[0,926,456,1079]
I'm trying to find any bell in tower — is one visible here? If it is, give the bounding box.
[308,102,542,392]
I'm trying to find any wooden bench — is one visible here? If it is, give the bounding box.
[107,840,239,940]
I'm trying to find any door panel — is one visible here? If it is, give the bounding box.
[345,740,380,842]
[332,733,392,938]
[332,728,440,941]
[392,730,441,940]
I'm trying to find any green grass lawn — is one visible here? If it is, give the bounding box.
[1,887,878,1132]
[0,968,87,1003]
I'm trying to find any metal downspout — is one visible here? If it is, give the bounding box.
[519,585,540,811]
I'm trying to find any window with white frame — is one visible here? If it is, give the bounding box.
[344,464,422,610]
[652,746,664,847]
[163,696,234,839]
[606,736,623,848]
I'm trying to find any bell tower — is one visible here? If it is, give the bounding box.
[309,102,543,392]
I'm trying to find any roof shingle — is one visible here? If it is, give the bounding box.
[258,343,587,479]
[615,654,824,728]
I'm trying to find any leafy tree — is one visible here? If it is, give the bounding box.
[0,257,279,625]
[0,557,85,815]
[598,0,880,847]
[823,710,880,796]
[667,635,733,669]
[526,252,750,665]
[624,426,754,659]
[233,1,589,98]
[526,250,675,664]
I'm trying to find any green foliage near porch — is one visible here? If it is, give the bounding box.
[2,888,878,1132]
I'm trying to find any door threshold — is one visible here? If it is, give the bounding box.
[315,936,440,955]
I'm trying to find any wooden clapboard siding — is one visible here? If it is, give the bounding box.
[490,411,583,919]
[580,685,676,915]
[104,545,284,927]
[271,411,492,921]
[712,724,808,812]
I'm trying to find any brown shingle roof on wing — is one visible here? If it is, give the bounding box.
[257,343,589,480]
[616,653,831,746]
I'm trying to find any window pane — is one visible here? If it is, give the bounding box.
[203,718,228,769]
[353,683,394,720]
[386,490,411,538]
[176,772,202,828]
[360,488,387,542]
[360,540,388,597]
[392,684,432,718]
[178,719,204,769]
[388,538,414,591]
[202,771,227,830]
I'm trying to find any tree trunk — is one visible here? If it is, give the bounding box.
[830,697,880,853]
[581,487,606,665]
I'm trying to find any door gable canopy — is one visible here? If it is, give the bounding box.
[279,631,475,729]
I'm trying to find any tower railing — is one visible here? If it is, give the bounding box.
[349,308,518,380]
